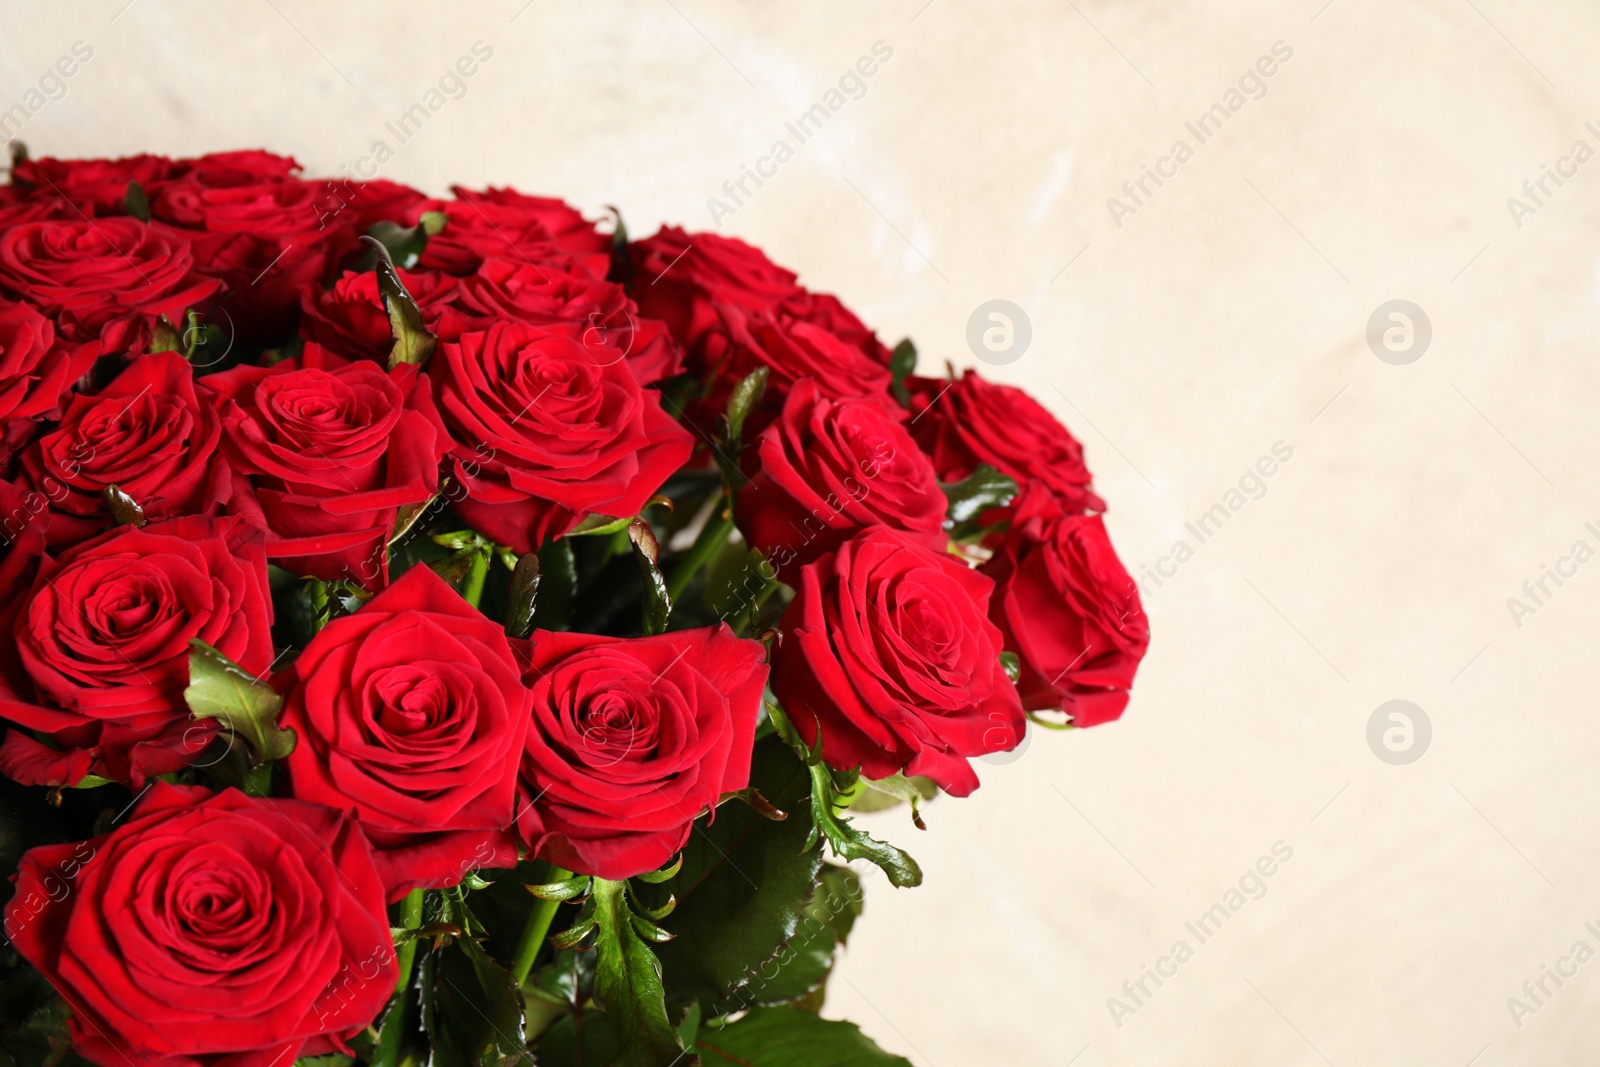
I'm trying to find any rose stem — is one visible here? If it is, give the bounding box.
[394,888,425,992]
[666,505,736,601]
[461,547,491,608]
[510,863,573,988]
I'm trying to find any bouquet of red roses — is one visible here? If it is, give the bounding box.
[0,144,1148,1067]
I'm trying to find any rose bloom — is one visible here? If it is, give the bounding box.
[17,351,228,549]
[736,377,947,582]
[908,369,1105,515]
[417,186,612,277]
[770,526,1024,795]
[0,516,273,787]
[0,216,220,350]
[0,299,100,463]
[517,625,767,879]
[279,565,531,899]
[203,343,445,585]
[5,784,395,1067]
[152,166,358,341]
[630,226,889,368]
[450,255,683,384]
[299,266,461,361]
[11,152,179,214]
[981,487,1149,726]
[419,319,694,552]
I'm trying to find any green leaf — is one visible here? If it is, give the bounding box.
[532,539,576,631]
[1000,650,1021,684]
[717,863,863,1011]
[888,339,916,408]
[564,513,632,537]
[504,553,541,640]
[360,235,436,370]
[101,485,145,528]
[803,763,922,889]
[147,316,182,354]
[390,490,439,549]
[652,737,821,1009]
[628,519,672,636]
[941,463,1019,526]
[525,874,591,903]
[123,180,150,222]
[184,640,295,764]
[766,704,922,889]
[425,935,526,1067]
[723,365,769,448]
[364,212,444,269]
[590,877,690,1066]
[695,1006,911,1066]
[849,774,935,831]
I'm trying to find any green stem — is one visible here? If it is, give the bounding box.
[667,506,735,601]
[510,864,572,988]
[461,548,490,608]
[394,888,424,993]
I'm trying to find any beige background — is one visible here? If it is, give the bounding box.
[5,1,1600,1063]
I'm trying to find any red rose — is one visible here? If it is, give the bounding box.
[418,187,611,277]
[0,516,273,786]
[152,171,357,341]
[736,377,946,581]
[18,351,227,548]
[981,487,1148,726]
[203,343,444,585]
[517,625,766,879]
[172,149,305,185]
[631,227,889,371]
[11,152,178,214]
[300,266,460,361]
[0,299,99,462]
[5,783,395,1067]
[907,370,1105,514]
[330,177,433,232]
[770,526,1024,796]
[420,319,694,552]
[279,565,531,899]
[452,256,683,383]
[0,217,220,349]
[713,312,899,422]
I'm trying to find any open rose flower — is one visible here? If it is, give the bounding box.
[771,526,1024,796]
[0,216,220,350]
[17,351,227,548]
[420,319,694,552]
[907,369,1104,515]
[451,255,683,384]
[5,784,395,1067]
[152,167,357,341]
[300,266,461,361]
[12,152,179,214]
[0,299,99,462]
[517,625,766,879]
[418,186,611,276]
[203,343,444,585]
[631,226,888,369]
[981,487,1148,726]
[0,515,273,786]
[278,565,531,899]
[737,377,947,582]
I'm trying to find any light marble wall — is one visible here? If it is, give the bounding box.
[4,2,1598,1063]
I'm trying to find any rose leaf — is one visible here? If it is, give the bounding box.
[941,463,1019,526]
[184,639,295,765]
[590,876,690,1066]
[694,1005,911,1066]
